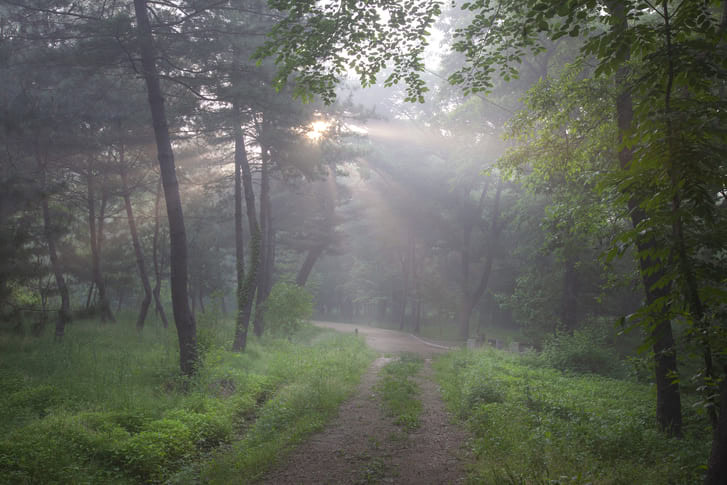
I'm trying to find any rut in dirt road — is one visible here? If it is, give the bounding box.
[258,323,472,484]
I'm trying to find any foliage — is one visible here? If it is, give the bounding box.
[0,317,374,484]
[263,282,314,337]
[255,0,442,103]
[434,348,710,484]
[376,354,424,430]
[200,332,374,484]
[540,327,626,378]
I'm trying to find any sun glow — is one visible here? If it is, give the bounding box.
[306,120,331,141]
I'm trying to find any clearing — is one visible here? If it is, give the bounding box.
[259,321,472,484]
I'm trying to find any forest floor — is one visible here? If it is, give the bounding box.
[258,322,473,484]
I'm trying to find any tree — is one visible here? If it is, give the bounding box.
[132,0,197,376]
[258,0,727,468]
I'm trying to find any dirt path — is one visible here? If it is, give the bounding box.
[258,322,471,484]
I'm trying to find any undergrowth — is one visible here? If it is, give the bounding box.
[376,353,423,430]
[434,348,710,485]
[0,315,374,484]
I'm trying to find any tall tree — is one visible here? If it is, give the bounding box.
[231,104,261,352]
[86,159,115,323]
[38,160,71,340]
[117,142,153,330]
[132,0,197,376]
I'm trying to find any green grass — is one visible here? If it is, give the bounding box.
[434,348,711,485]
[0,315,374,484]
[376,354,423,430]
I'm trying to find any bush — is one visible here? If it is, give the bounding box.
[433,348,711,484]
[541,327,625,378]
[121,418,195,482]
[263,283,313,337]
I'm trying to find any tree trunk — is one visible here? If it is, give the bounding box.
[39,167,71,340]
[459,180,502,340]
[198,286,205,314]
[87,166,114,323]
[85,281,95,310]
[399,243,410,331]
[265,226,275,296]
[252,134,271,338]
[151,176,169,327]
[296,163,337,287]
[120,162,152,331]
[663,0,716,430]
[376,298,388,323]
[458,296,476,340]
[561,250,578,333]
[133,0,197,376]
[411,238,421,334]
[704,4,727,481]
[296,244,325,287]
[705,366,727,484]
[608,0,682,437]
[232,103,261,352]
[413,298,421,334]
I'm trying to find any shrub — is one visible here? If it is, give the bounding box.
[263,283,313,337]
[433,348,711,484]
[462,380,505,408]
[541,327,625,378]
[7,384,63,417]
[120,418,195,482]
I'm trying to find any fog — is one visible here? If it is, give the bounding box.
[1,1,724,483]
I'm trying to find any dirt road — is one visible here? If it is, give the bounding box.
[257,322,471,484]
[312,321,456,355]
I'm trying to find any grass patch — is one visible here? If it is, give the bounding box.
[433,348,711,485]
[376,354,423,430]
[0,317,374,484]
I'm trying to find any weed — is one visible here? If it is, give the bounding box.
[376,354,423,431]
[434,347,711,484]
[356,456,387,484]
[0,317,374,484]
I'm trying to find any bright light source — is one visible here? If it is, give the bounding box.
[306,120,330,141]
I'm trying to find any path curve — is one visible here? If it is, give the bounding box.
[256,321,472,484]
[312,321,457,355]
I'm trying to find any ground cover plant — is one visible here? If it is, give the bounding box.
[376,354,423,430]
[434,348,711,484]
[0,316,374,484]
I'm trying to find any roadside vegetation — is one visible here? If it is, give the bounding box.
[434,347,710,485]
[376,354,424,431]
[0,316,374,484]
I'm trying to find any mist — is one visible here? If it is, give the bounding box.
[0,1,724,483]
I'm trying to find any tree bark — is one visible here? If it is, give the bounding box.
[120,156,152,331]
[85,281,95,310]
[232,103,261,352]
[296,163,337,287]
[411,237,421,334]
[151,176,169,327]
[399,235,411,331]
[296,244,325,287]
[459,180,502,339]
[704,4,727,481]
[608,0,682,436]
[705,365,727,484]
[561,249,578,333]
[39,165,71,340]
[133,0,197,376]
[87,165,114,323]
[266,225,275,297]
[252,127,271,338]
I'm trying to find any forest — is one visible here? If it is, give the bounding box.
[0,0,725,483]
